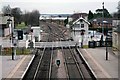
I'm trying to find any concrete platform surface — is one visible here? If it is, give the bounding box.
[2,55,34,79]
[79,48,118,78]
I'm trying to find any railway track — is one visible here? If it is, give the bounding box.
[23,47,54,80]
[22,49,43,80]
[61,46,96,79]
[22,21,96,79]
[45,21,96,79]
[61,47,84,79]
[33,48,53,79]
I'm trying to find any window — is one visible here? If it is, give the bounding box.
[81,24,84,28]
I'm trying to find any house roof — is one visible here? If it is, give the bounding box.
[0,16,9,24]
[73,17,90,25]
[90,18,113,24]
[0,15,14,25]
[70,13,88,21]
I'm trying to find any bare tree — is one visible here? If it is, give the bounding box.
[22,10,40,26]
[2,5,11,16]
[22,11,31,26]
[30,10,40,26]
[11,7,22,26]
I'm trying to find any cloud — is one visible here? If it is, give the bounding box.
[0,1,118,14]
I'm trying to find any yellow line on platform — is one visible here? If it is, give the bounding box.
[6,55,27,78]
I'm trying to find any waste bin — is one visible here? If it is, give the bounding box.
[95,41,100,47]
[89,41,95,48]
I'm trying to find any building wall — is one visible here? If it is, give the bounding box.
[112,20,120,51]
[72,31,88,45]
[73,21,88,35]
[92,23,112,28]
[4,27,10,36]
[118,33,120,51]
[112,20,120,27]
[112,32,119,49]
[72,21,89,45]
[31,27,41,41]
[0,16,14,37]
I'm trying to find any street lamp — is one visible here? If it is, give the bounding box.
[103,20,109,60]
[7,17,15,60]
[102,2,104,34]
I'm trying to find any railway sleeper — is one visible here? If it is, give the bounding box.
[40,67,50,71]
[64,62,79,64]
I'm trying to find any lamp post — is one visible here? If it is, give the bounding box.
[103,21,108,60]
[102,2,104,34]
[7,17,15,60]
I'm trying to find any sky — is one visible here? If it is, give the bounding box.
[0,0,119,14]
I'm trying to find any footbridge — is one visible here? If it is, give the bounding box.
[34,41,79,48]
[2,40,80,48]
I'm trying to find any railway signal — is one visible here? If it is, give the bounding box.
[17,30,23,40]
[56,59,60,67]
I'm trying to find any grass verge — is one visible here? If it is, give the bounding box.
[2,47,31,55]
[16,22,27,29]
[83,45,88,48]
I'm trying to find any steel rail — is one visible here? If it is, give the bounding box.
[33,46,46,80]
[61,46,70,80]
[46,23,66,40]
[49,47,53,80]
[68,46,85,80]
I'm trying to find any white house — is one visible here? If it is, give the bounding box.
[71,17,90,46]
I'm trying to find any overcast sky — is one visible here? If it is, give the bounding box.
[0,0,119,14]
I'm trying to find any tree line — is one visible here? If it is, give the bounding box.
[2,5,40,27]
[88,1,120,20]
[88,8,112,21]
